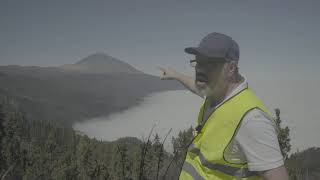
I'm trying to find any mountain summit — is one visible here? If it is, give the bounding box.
[0,53,184,125]
[60,53,143,74]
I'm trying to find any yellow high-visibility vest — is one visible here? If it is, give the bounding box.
[179,87,276,180]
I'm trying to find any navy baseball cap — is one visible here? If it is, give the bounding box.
[185,32,239,61]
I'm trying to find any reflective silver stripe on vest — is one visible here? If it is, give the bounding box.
[182,161,206,180]
[188,143,259,178]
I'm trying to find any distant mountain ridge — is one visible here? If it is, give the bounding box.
[0,53,184,127]
[60,53,143,74]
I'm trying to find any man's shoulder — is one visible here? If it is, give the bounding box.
[240,108,276,128]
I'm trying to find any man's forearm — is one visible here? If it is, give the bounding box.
[173,72,204,98]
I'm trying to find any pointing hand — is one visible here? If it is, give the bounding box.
[157,66,178,80]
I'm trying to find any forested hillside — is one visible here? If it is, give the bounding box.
[0,96,192,180]
[1,95,319,180]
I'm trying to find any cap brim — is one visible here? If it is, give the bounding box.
[184,47,231,61]
[184,47,213,58]
[184,47,201,55]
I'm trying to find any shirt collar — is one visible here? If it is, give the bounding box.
[205,74,248,108]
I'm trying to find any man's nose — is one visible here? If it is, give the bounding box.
[196,68,208,77]
[195,65,208,74]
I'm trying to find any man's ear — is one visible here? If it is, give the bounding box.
[226,61,237,76]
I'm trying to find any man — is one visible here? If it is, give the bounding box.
[158,32,289,180]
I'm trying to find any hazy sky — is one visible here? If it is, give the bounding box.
[1,0,319,80]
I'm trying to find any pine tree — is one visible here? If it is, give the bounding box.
[171,126,193,167]
[163,126,194,179]
[0,104,6,176]
[117,142,133,179]
[274,108,291,160]
[0,109,26,179]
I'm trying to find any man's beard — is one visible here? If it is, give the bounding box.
[196,81,213,97]
[195,72,212,97]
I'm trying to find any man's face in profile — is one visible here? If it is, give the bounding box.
[194,55,226,97]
